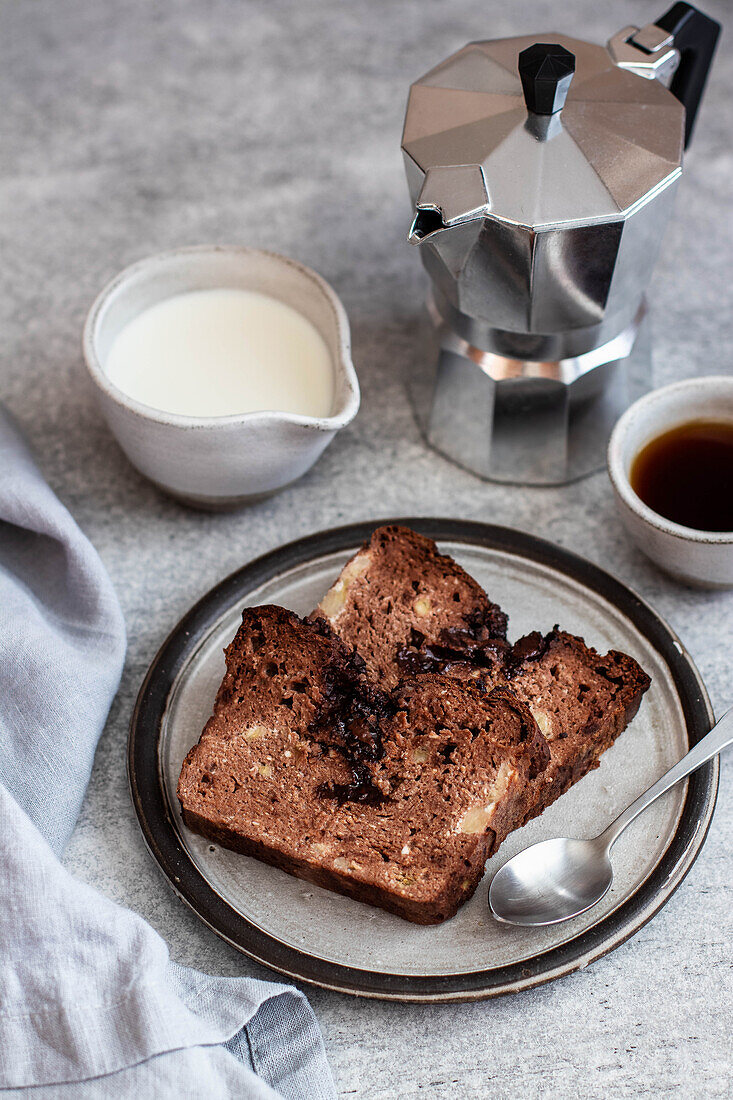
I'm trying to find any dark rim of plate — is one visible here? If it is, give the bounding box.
[128,518,717,1001]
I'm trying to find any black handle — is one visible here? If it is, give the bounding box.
[518,43,575,115]
[655,3,721,147]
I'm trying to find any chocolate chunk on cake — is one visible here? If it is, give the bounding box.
[311,525,507,689]
[177,605,549,924]
[396,626,651,823]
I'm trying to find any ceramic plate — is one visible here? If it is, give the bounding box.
[129,519,717,1001]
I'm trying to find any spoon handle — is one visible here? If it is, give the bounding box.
[600,706,733,850]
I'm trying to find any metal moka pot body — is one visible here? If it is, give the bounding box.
[402,6,719,484]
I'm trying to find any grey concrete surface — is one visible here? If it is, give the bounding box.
[2,1,731,1096]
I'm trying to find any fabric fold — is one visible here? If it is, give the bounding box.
[0,406,335,1099]
[0,405,126,854]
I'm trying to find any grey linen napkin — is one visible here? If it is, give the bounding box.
[0,406,336,1099]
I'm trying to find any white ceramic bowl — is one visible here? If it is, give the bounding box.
[607,376,733,587]
[83,246,360,507]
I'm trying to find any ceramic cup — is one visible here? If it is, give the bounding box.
[83,246,360,508]
[607,375,733,587]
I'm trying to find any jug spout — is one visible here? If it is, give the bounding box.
[407,165,489,245]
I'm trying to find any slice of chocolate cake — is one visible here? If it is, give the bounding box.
[396,627,651,823]
[177,605,550,924]
[311,525,507,689]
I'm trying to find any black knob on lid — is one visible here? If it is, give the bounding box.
[518,43,575,115]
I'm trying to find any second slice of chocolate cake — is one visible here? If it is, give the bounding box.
[311,525,508,689]
[317,525,651,823]
[398,627,651,824]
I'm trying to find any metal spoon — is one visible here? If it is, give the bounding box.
[489,706,732,927]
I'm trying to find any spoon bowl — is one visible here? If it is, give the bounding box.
[489,706,732,928]
[489,837,613,926]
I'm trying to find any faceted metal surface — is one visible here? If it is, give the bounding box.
[410,299,651,485]
[402,29,685,346]
[416,174,677,350]
[401,22,685,484]
[402,32,685,228]
[408,164,489,243]
[402,32,682,341]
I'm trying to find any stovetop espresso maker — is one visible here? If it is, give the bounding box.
[402,3,720,484]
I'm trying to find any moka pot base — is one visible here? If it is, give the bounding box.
[410,296,651,487]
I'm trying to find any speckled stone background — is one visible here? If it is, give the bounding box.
[2,1,731,1096]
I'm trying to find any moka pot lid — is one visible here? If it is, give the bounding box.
[402,33,686,232]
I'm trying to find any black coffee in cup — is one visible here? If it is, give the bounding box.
[630,420,733,532]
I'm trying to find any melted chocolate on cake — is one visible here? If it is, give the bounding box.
[310,649,394,806]
[396,626,557,681]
